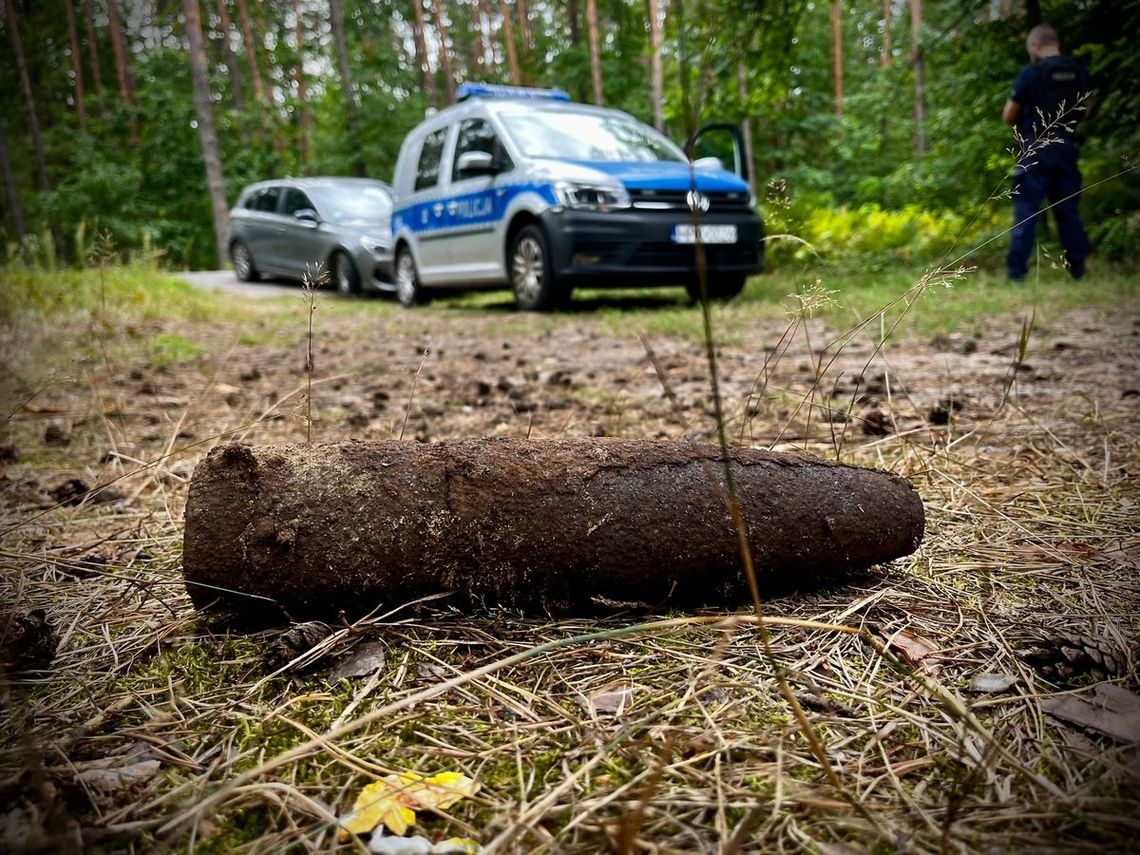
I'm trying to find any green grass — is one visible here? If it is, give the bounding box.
[143,331,202,366]
[421,262,1135,347]
[3,261,1132,351]
[0,261,236,326]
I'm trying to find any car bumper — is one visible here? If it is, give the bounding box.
[351,245,396,293]
[539,208,764,285]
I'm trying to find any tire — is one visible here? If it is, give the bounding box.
[333,251,360,297]
[509,225,564,311]
[686,273,747,304]
[395,247,427,307]
[231,240,259,282]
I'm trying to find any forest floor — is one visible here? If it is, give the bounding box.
[2,269,1138,853]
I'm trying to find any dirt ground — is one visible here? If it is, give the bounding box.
[1,288,1138,852]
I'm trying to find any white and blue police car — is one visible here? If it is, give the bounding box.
[389,83,765,310]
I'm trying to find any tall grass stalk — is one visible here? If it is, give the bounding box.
[87,230,116,321]
[670,0,886,838]
[400,340,431,442]
[301,263,327,443]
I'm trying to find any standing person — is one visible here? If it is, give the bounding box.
[1002,23,1093,281]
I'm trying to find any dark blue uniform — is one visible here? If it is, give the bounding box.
[1007,55,1092,280]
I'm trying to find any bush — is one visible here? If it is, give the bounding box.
[763,185,1002,269]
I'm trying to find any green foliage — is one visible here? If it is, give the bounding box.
[1090,209,1140,265]
[764,182,1004,269]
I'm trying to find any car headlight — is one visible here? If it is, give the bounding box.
[553,181,630,211]
[360,234,391,255]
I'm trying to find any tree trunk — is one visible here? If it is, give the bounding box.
[65,1,87,131]
[516,0,530,71]
[648,0,664,131]
[586,0,602,104]
[497,0,521,85]
[329,0,365,175]
[880,0,891,68]
[568,0,580,45]
[293,0,311,164]
[410,0,439,105]
[184,0,230,268]
[83,0,103,94]
[215,0,246,110]
[106,0,140,146]
[434,0,456,103]
[5,1,50,191]
[737,57,755,195]
[183,439,925,621]
[474,0,489,73]
[830,1,843,117]
[909,0,925,157]
[0,121,28,239]
[235,0,266,102]
[106,0,136,106]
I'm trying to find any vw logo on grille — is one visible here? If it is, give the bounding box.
[686,190,710,213]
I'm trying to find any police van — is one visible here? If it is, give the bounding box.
[389,83,764,310]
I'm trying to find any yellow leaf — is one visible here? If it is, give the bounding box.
[393,771,480,811]
[432,837,483,854]
[339,780,417,839]
[338,770,480,841]
[417,772,481,810]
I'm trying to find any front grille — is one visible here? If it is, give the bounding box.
[629,189,752,213]
[626,241,758,268]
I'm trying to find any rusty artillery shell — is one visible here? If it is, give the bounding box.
[182,438,924,619]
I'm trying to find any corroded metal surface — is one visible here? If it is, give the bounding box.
[183,438,924,619]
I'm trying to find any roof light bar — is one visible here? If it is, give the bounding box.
[456,82,571,102]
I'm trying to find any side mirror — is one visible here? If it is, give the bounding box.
[294,208,320,224]
[692,156,724,171]
[456,150,496,177]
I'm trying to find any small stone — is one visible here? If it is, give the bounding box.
[49,479,127,506]
[0,608,58,672]
[862,409,891,436]
[44,421,71,447]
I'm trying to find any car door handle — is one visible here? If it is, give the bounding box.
[446,201,458,215]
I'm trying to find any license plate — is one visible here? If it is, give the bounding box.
[672,224,737,244]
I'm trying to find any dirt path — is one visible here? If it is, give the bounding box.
[174,269,302,298]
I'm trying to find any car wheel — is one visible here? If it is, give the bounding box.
[231,241,259,282]
[333,251,360,297]
[509,225,563,311]
[395,247,426,307]
[686,273,747,303]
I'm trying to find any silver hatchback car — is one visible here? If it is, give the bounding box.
[227,177,395,296]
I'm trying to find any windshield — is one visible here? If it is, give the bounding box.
[501,110,685,163]
[308,184,393,222]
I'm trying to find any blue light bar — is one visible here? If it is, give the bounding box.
[456,82,571,102]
